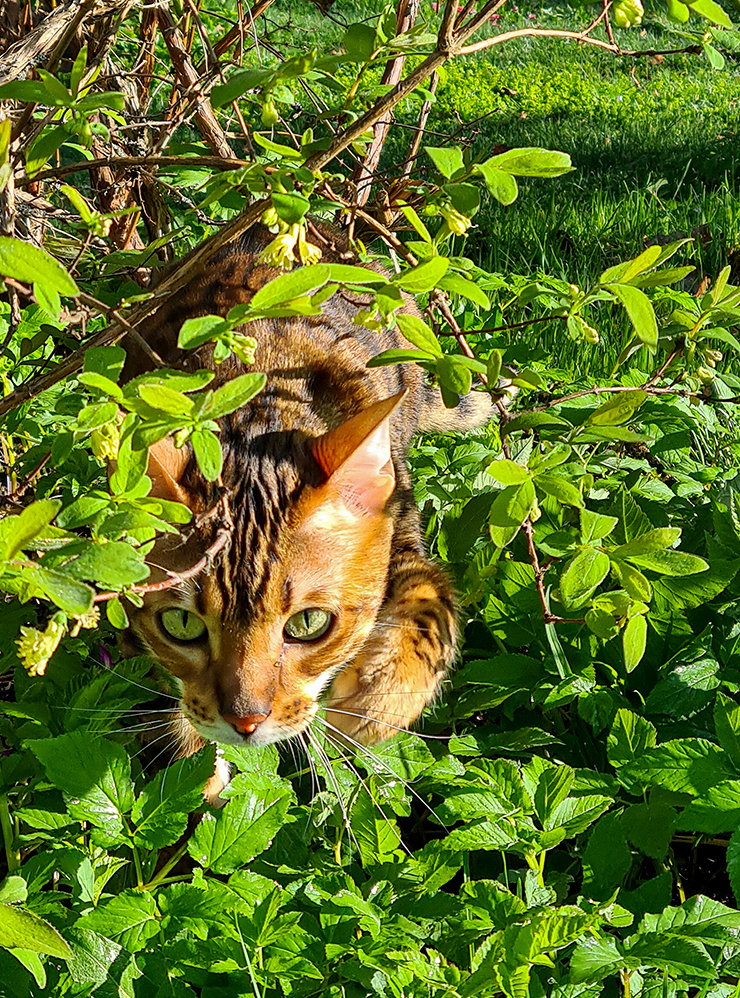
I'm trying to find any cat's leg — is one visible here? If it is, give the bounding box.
[324,548,457,745]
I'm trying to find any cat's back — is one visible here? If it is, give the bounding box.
[128,223,489,439]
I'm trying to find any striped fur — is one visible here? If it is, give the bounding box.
[124,223,490,774]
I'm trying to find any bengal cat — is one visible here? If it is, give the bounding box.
[122,223,490,791]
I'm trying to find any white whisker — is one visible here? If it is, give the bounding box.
[323,706,450,740]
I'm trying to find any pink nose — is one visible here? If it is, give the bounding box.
[223,713,269,735]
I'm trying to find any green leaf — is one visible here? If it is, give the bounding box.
[437,355,473,396]
[29,731,135,845]
[395,256,449,293]
[0,499,61,560]
[351,787,401,865]
[547,794,612,836]
[177,314,230,350]
[589,391,647,426]
[0,903,72,959]
[611,285,658,349]
[76,891,159,953]
[714,693,740,773]
[210,67,273,107]
[533,765,574,825]
[488,480,535,548]
[67,541,149,589]
[570,934,625,983]
[728,828,740,903]
[138,384,194,417]
[204,373,267,420]
[482,147,573,177]
[581,510,619,544]
[437,272,491,309]
[0,80,52,103]
[425,146,464,179]
[133,747,216,849]
[610,527,681,557]
[485,459,530,486]
[106,596,129,629]
[0,236,78,296]
[31,565,94,616]
[620,738,736,794]
[559,547,610,610]
[189,771,294,874]
[689,0,732,26]
[395,313,442,357]
[191,428,223,481]
[271,191,311,225]
[535,472,584,508]
[607,710,657,768]
[678,779,740,833]
[582,813,632,895]
[622,802,677,859]
[366,348,433,367]
[250,265,330,310]
[342,22,377,61]
[0,877,27,905]
[621,548,708,577]
[623,614,647,673]
[474,163,518,205]
[26,125,69,177]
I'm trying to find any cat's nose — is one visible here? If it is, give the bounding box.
[223,712,270,736]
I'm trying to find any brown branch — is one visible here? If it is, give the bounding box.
[156,3,233,160]
[94,525,230,602]
[353,0,420,208]
[523,520,585,626]
[0,0,128,86]
[16,154,250,187]
[2,451,51,503]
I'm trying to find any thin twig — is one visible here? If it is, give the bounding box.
[17,154,250,187]
[94,524,230,602]
[523,520,585,626]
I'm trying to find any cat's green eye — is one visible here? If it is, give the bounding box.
[284,608,333,642]
[160,609,207,642]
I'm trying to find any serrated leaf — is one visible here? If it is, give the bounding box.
[29,731,134,843]
[76,891,159,953]
[133,747,215,849]
[607,709,657,767]
[189,771,293,874]
[620,738,735,794]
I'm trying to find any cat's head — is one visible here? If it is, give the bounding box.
[125,393,404,747]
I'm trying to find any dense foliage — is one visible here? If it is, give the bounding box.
[2,0,740,995]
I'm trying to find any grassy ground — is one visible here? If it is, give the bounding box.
[256,0,740,374]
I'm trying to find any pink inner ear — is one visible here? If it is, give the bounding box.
[147,436,191,505]
[330,418,396,514]
[310,391,406,515]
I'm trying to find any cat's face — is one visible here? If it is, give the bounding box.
[126,394,402,747]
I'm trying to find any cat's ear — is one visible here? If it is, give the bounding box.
[311,390,407,514]
[147,435,191,505]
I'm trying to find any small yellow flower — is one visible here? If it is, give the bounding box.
[17,613,66,677]
[259,227,298,270]
[440,204,472,236]
[297,227,322,266]
[69,606,100,637]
